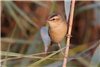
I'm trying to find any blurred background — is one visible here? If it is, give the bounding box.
[1,1,100,67]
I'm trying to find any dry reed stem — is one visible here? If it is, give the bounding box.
[63,0,75,67]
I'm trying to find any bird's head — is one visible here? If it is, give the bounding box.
[46,13,63,28]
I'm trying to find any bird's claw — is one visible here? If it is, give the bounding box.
[66,34,72,37]
[64,54,69,58]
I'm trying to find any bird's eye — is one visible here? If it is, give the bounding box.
[52,18,55,21]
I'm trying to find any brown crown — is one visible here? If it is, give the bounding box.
[48,13,58,20]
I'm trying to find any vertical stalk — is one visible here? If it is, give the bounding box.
[63,0,75,67]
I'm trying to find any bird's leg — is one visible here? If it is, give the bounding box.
[57,43,68,58]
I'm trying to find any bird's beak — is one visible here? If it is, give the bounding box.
[45,19,50,24]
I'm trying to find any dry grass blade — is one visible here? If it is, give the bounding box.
[1,57,22,62]
[4,1,28,38]
[1,51,63,60]
[1,38,40,44]
[9,1,38,28]
[27,44,70,67]
[2,25,17,67]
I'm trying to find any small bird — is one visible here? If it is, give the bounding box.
[46,13,67,56]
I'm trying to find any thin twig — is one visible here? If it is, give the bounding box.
[63,0,75,67]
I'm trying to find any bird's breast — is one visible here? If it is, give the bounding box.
[49,22,67,44]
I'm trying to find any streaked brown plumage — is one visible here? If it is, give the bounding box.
[46,13,67,45]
